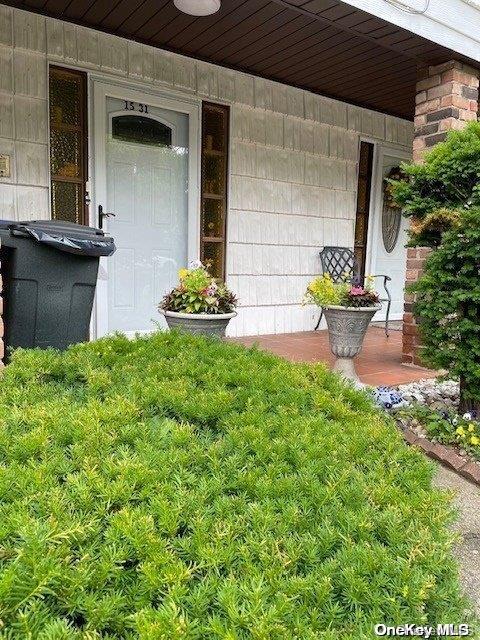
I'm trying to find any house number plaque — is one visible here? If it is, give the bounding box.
[0,154,11,178]
[123,101,149,114]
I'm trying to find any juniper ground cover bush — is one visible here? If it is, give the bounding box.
[0,332,470,638]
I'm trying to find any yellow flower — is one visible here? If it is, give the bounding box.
[470,436,480,446]
[456,426,466,437]
[178,268,189,280]
[468,424,475,432]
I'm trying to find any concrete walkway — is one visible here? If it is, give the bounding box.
[434,464,480,615]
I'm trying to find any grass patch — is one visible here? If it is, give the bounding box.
[0,332,471,638]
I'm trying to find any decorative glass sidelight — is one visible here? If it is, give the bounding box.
[49,66,88,224]
[200,102,229,280]
[354,141,375,280]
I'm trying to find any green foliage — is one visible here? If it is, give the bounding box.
[305,274,348,306]
[160,264,237,315]
[411,207,480,408]
[391,122,480,408]
[390,121,480,247]
[305,275,379,308]
[0,332,471,638]
[400,404,480,460]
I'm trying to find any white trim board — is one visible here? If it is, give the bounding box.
[366,143,412,321]
[342,0,480,64]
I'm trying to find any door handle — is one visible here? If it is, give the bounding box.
[98,204,115,229]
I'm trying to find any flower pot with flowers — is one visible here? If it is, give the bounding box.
[159,261,237,337]
[304,274,381,385]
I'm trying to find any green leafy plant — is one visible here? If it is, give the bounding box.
[304,274,380,308]
[0,332,470,638]
[389,123,480,412]
[383,166,407,210]
[160,261,237,314]
[389,120,480,247]
[399,403,480,460]
[410,207,480,413]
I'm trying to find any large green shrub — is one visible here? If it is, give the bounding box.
[410,207,480,412]
[391,121,480,247]
[390,122,480,410]
[0,333,469,638]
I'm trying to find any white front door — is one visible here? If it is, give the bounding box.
[92,83,200,337]
[368,147,411,321]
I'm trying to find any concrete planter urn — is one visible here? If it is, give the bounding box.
[323,304,382,386]
[159,309,237,338]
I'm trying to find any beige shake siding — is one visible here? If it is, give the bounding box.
[0,5,413,336]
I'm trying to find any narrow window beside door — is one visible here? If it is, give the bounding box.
[354,141,374,281]
[49,66,88,225]
[201,102,229,281]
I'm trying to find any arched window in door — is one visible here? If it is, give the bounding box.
[111,115,173,147]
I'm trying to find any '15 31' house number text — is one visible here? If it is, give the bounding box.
[124,101,149,114]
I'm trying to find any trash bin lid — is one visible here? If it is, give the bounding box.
[9,220,116,257]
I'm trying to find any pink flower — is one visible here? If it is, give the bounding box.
[207,281,218,294]
[350,286,366,296]
[201,284,218,297]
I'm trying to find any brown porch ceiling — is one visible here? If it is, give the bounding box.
[2,0,478,119]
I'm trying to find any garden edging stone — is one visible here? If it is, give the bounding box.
[400,427,480,486]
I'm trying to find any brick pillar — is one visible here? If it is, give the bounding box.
[402,247,431,366]
[403,60,479,365]
[413,60,479,162]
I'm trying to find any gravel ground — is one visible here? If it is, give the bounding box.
[398,378,460,410]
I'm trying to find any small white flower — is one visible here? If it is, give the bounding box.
[463,412,472,421]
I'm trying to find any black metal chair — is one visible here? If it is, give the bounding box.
[314,246,392,337]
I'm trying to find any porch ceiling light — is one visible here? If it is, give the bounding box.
[174,0,221,16]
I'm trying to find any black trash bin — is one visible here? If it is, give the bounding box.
[0,220,115,355]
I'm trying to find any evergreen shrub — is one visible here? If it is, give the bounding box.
[0,332,468,638]
[390,122,480,411]
[391,121,480,247]
[409,207,480,411]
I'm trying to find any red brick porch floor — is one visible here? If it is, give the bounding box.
[232,326,436,387]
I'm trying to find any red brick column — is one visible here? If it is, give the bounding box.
[413,60,479,162]
[402,247,431,366]
[403,60,479,365]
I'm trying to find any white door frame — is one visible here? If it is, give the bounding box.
[90,79,201,339]
[365,142,411,320]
